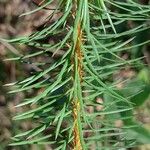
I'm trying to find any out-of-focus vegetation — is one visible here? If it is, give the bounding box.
[0,0,150,150]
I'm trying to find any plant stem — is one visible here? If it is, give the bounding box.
[72,6,84,150]
[72,0,84,150]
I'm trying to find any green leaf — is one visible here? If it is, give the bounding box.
[55,104,66,139]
